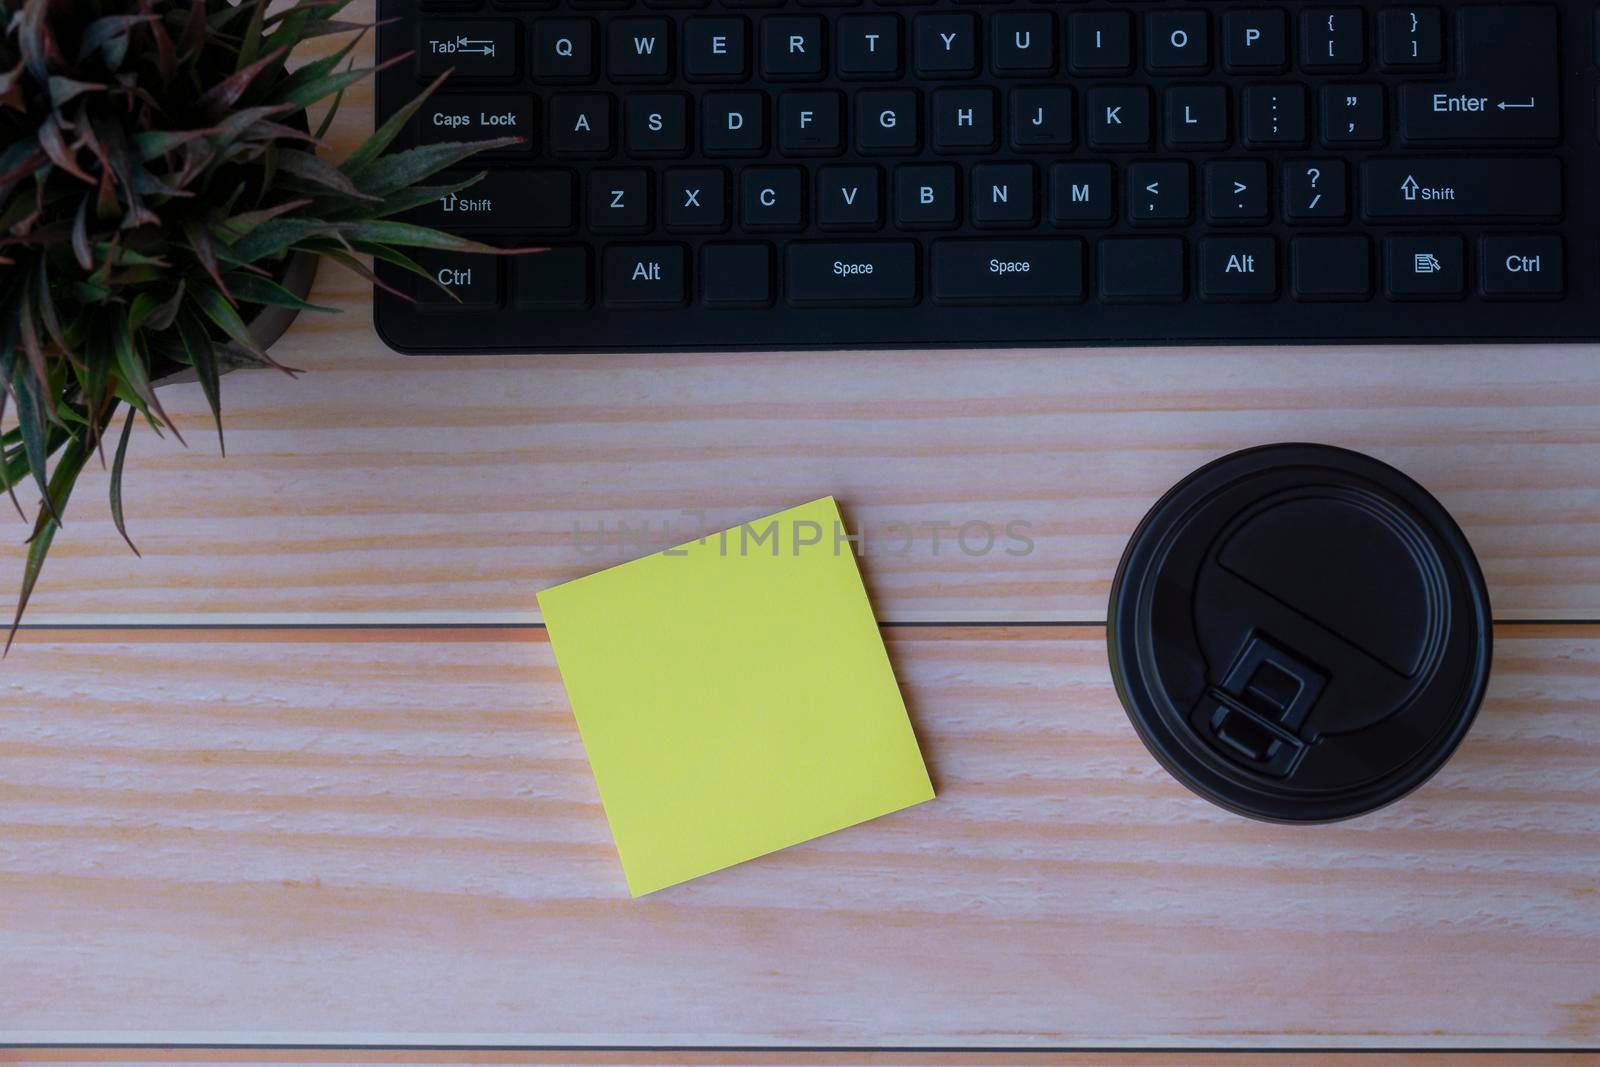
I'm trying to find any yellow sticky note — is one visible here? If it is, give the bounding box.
[538,496,935,897]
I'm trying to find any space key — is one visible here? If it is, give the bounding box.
[933,239,1085,304]
[786,242,919,307]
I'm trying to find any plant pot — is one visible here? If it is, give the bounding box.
[153,249,319,386]
[243,248,320,353]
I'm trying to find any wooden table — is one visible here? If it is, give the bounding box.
[2,5,1598,1061]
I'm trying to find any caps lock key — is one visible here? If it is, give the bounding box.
[414,95,534,156]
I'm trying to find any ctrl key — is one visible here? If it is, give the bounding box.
[603,245,686,307]
[413,251,501,308]
[1480,237,1563,299]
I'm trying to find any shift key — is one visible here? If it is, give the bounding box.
[786,243,919,307]
[1362,158,1561,219]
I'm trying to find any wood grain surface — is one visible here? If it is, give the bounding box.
[3,626,1597,1047]
[5,278,1600,625]
[5,3,1599,1056]
[6,1055,1600,1067]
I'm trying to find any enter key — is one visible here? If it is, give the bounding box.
[1399,5,1559,144]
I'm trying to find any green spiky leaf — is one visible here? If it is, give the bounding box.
[0,0,527,639]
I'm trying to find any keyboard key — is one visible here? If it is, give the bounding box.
[913,13,977,76]
[684,17,749,80]
[626,93,690,155]
[513,246,591,309]
[785,241,919,305]
[665,167,729,231]
[779,91,843,154]
[1242,84,1307,147]
[991,12,1055,74]
[1069,11,1132,75]
[971,163,1036,228]
[1199,237,1277,301]
[931,87,997,151]
[742,166,806,229]
[816,164,882,229]
[532,19,595,82]
[1361,158,1562,220]
[762,16,825,78]
[416,95,535,155]
[408,170,576,233]
[1165,86,1228,149]
[1385,236,1464,299]
[894,164,958,228]
[548,93,611,155]
[1127,161,1190,225]
[604,245,687,305]
[1479,236,1563,299]
[1222,9,1286,72]
[1088,87,1150,149]
[1146,11,1209,73]
[414,251,501,307]
[931,239,1085,304]
[1283,160,1345,221]
[589,168,652,232]
[837,14,902,77]
[1204,160,1267,223]
[1321,84,1384,145]
[703,93,766,155]
[1099,237,1185,303]
[418,20,520,80]
[1398,7,1558,144]
[1300,8,1364,71]
[1010,87,1073,151]
[1379,7,1443,70]
[701,242,775,306]
[1292,235,1371,300]
[856,89,920,153]
[1049,162,1113,226]
[609,18,673,80]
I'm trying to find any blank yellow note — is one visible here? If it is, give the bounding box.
[538,496,935,897]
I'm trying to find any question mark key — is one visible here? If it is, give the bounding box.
[1284,159,1347,220]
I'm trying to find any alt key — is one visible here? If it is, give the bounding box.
[603,245,687,306]
[1480,236,1563,299]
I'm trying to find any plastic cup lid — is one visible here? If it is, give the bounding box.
[1107,443,1493,822]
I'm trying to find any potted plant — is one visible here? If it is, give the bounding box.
[0,0,522,649]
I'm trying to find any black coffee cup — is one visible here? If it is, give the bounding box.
[1107,443,1493,822]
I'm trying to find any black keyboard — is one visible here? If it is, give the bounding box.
[373,1,1599,352]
